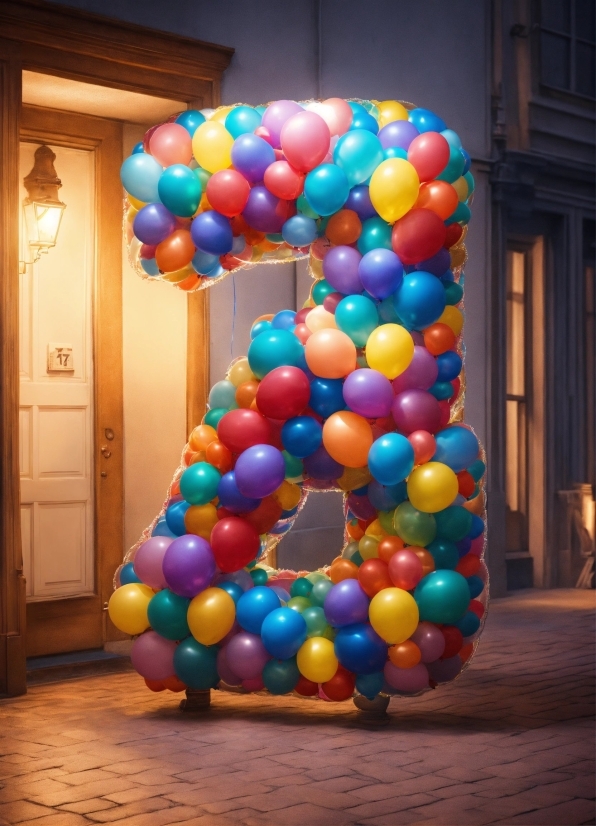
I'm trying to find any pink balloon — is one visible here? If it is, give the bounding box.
[261,100,303,148]
[408,430,436,465]
[392,389,442,435]
[242,677,265,692]
[280,111,330,172]
[410,621,446,663]
[388,549,424,590]
[225,632,270,680]
[149,123,192,167]
[392,345,438,393]
[384,661,429,692]
[323,98,353,136]
[133,536,172,590]
[216,646,242,687]
[131,631,176,680]
[470,536,484,557]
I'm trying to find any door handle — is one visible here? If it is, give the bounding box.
[101,445,112,459]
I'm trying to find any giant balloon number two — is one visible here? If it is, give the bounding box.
[110,97,488,703]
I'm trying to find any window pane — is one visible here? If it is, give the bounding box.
[576,43,596,97]
[576,0,595,44]
[541,0,570,32]
[541,32,571,89]
[507,252,525,397]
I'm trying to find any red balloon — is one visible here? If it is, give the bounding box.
[469,599,485,619]
[295,675,318,696]
[407,132,450,182]
[294,307,311,324]
[210,516,260,573]
[255,366,311,420]
[438,399,451,428]
[444,223,463,249]
[456,553,481,578]
[206,170,250,218]
[322,667,355,701]
[358,558,393,597]
[457,470,476,498]
[388,549,424,590]
[408,430,436,465]
[441,626,463,658]
[244,497,283,533]
[293,323,312,344]
[391,209,447,265]
[217,409,272,454]
[263,160,305,199]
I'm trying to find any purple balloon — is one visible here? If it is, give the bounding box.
[427,656,462,683]
[216,646,242,687]
[162,535,216,598]
[303,445,343,480]
[343,368,394,418]
[242,186,289,233]
[415,248,451,277]
[359,249,404,300]
[235,444,285,498]
[268,585,291,602]
[392,346,439,393]
[324,579,370,627]
[190,210,233,255]
[384,661,429,692]
[410,621,446,663]
[392,389,442,435]
[344,185,377,221]
[322,246,362,295]
[225,632,271,680]
[231,134,276,183]
[261,100,303,148]
[347,492,377,520]
[378,121,419,150]
[133,536,172,590]
[217,471,261,513]
[131,631,176,681]
[215,569,254,592]
[133,203,176,245]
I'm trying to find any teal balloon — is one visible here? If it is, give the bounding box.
[464,171,475,194]
[297,194,319,219]
[312,279,336,305]
[209,380,236,410]
[427,539,459,570]
[444,281,464,305]
[120,562,141,585]
[290,577,313,598]
[173,637,219,689]
[192,250,219,275]
[383,147,408,160]
[310,578,333,607]
[468,459,486,482]
[195,167,212,191]
[356,671,384,700]
[434,506,473,542]
[157,164,202,217]
[414,570,470,624]
[334,130,384,186]
[179,462,221,506]
[141,258,160,277]
[176,110,206,136]
[335,295,379,346]
[225,106,262,138]
[147,589,190,640]
[247,329,303,379]
[302,606,328,637]
[437,145,466,184]
[262,657,300,695]
[446,202,471,226]
[204,408,227,429]
[121,153,162,203]
[304,164,350,216]
[440,129,462,149]
[282,450,303,479]
[357,217,392,255]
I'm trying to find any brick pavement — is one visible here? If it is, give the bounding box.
[0,589,593,826]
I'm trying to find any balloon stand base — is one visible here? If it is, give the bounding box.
[353,695,391,726]
[179,689,211,712]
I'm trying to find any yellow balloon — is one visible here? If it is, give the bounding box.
[369,158,420,224]
[297,637,338,683]
[127,194,146,210]
[184,503,218,540]
[365,518,386,538]
[358,534,379,560]
[452,176,469,202]
[407,462,459,513]
[161,266,194,283]
[336,466,373,492]
[126,205,138,223]
[376,100,409,128]
[187,587,235,646]
[272,480,302,510]
[192,121,233,173]
[228,358,256,387]
[369,587,419,644]
[366,323,414,379]
[108,583,153,635]
[212,105,234,124]
[438,305,464,336]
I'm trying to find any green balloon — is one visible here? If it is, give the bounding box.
[427,539,459,570]
[312,279,335,305]
[147,589,190,640]
[287,596,311,613]
[283,450,303,479]
[262,657,300,695]
[291,577,313,598]
[434,506,473,542]
[302,606,328,637]
[377,510,398,535]
[173,638,219,690]
[393,501,436,546]
[310,578,333,607]
[414,570,470,624]
[250,568,268,586]
[204,407,227,429]
[444,281,464,306]
[209,379,236,409]
[180,462,221,506]
[305,571,327,584]
[342,541,360,561]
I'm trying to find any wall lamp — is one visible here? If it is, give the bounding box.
[20,144,66,271]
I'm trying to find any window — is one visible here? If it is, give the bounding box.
[584,221,595,488]
[540,0,595,98]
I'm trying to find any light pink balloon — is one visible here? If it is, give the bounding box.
[388,549,424,591]
[131,631,176,680]
[280,111,330,173]
[384,661,429,692]
[216,646,242,687]
[149,123,192,166]
[225,632,270,680]
[261,100,303,148]
[323,98,353,136]
[133,536,172,590]
[410,621,446,663]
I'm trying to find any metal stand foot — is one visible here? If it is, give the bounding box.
[353,694,390,725]
[179,688,211,712]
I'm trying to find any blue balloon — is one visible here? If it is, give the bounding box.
[281,416,322,458]
[165,500,190,536]
[455,611,481,637]
[358,249,404,299]
[133,203,175,245]
[350,111,379,134]
[261,606,307,659]
[436,351,462,382]
[236,586,281,634]
[467,575,484,599]
[309,378,345,418]
[140,258,160,277]
[120,562,141,585]
[225,105,262,139]
[368,433,415,486]
[357,216,392,255]
[303,445,343,481]
[282,215,317,247]
[121,153,162,203]
[383,147,408,160]
[348,101,368,119]
[173,637,219,690]
[394,272,446,330]
[231,134,275,183]
[334,130,384,186]
[462,150,472,175]
[408,108,447,133]
[334,623,388,675]
[175,109,206,136]
[344,185,377,221]
[250,319,272,339]
[304,164,350,216]
[469,514,485,538]
[433,426,480,472]
[132,142,145,155]
[271,310,296,330]
[367,479,407,511]
[157,164,202,217]
[217,471,261,513]
[152,517,176,538]
[262,657,301,695]
[456,537,472,557]
[216,580,244,604]
[191,249,219,275]
[247,329,303,379]
[356,671,384,699]
[190,211,233,255]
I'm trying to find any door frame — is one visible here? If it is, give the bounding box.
[0,0,233,695]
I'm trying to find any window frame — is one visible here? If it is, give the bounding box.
[536,0,595,103]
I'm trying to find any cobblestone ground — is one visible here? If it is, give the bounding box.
[0,589,594,826]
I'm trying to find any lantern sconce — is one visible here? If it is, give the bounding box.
[19,144,66,272]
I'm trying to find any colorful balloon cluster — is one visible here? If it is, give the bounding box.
[113,97,487,704]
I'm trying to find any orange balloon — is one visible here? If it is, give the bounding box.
[305,329,357,379]
[329,557,359,583]
[162,675,187,692]
[377,535,405,563]
[184,503,218,539]
[322,411,373,468]
[411,546,435,576]
[389,640,421,668]
[176,273,201,292]
[235,380,259,408]
[155,229,195,273]
[205,440,233,473]
[358,558,393,597]
[189,424,218,452]
[325,209,362,245]
[190,450,207,465]
[423,323,456,355]
[347,519,365,540]
[415,180,459,220]
[460,642,475,663]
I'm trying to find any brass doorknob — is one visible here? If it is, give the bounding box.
[101,445,112,458]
